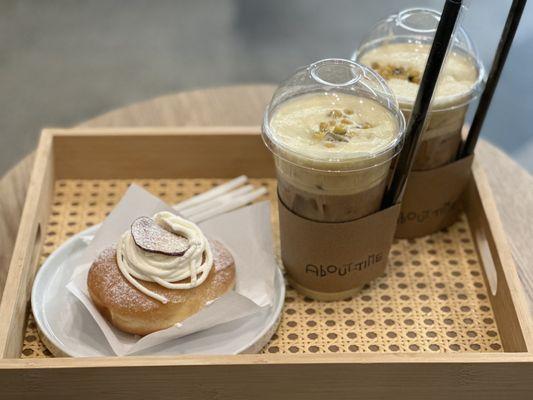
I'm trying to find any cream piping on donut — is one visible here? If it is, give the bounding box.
[116,211,213,304]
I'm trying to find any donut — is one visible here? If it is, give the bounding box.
[87,211,235,336]
[87,239,235,336]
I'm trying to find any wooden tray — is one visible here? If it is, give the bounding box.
[0,127,531,399]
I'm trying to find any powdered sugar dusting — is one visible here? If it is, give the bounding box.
[210,240,234,271]
[88,241,235,313]
[131,216,189,256]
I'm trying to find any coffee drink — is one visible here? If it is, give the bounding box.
[355,8,484,170]
[269,91,402,222]
[359,42,480,170]
[262,59,405,299]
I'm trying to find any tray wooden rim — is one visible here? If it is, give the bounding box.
[1,128,532,369]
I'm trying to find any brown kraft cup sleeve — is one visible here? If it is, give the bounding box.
[395,155,475,239]
[278,196,401,299]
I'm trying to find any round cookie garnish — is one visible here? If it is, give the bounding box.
[131,216,189,256]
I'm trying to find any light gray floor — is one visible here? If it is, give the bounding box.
[1,0,532,175]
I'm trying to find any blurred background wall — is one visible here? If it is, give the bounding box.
[1,0,531,174]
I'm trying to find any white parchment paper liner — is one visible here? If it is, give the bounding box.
[66,184,276,356]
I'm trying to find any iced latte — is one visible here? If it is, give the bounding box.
[263,59,405,223]
[270,92,401,222]
[263,59,405,298]
[355,8,484,170]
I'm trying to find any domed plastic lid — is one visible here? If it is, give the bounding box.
[262,58,406,172]
[353,7,485,110]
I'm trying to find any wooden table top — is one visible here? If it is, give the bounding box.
[0,84,531,318]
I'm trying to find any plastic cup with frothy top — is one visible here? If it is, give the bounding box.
[262,58,406,223]
[354,8,485,170]
[262,59,406,299]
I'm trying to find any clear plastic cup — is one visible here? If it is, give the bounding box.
[353,7,485,170]
[262,58,406,223]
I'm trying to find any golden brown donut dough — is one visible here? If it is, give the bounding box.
[87,240,235,336]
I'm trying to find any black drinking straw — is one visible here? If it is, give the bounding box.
[461,0,527,157]
[382,0,464,208]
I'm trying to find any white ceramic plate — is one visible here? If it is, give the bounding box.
[31,225,285,357]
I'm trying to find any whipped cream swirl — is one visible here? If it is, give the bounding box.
[116,211,213,303]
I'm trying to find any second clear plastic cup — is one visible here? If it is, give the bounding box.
[354,8,485,170]
[263,59,406,223]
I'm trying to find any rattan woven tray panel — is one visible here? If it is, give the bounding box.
[21,178,502,358]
